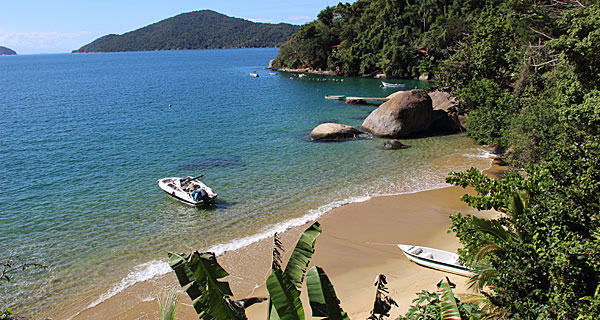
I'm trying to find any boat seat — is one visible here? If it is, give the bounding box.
[419,252,433,259]
[410,247,423,255]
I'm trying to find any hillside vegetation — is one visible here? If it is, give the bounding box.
[277,1,600,319]
[73,10,299,53]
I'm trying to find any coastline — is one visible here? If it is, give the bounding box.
[63,158,504,320]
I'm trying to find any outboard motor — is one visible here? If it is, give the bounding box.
[192,189,209,203]
[201,190,211,204]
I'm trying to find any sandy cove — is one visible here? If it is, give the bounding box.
[66,160,504,320]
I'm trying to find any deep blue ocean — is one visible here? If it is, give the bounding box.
[0,48,491,317]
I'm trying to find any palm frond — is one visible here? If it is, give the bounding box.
[474,244,504,262]
[467,267,498,292]
[467,217,515,245]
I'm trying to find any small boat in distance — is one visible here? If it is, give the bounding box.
[269,72,277,75]
[397,244,473,277]
[324,95,346,100]
[381,81,405,88]
[250,72,259,77]
[157,175,217,206]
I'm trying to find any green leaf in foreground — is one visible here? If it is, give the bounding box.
[267,222,322,320]
[284,222,322,288]
[167,251,246,320]
[266,268,305,320]
[306,266,349,320]
[438,278,461,320]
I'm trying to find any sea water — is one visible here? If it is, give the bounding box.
[0,48,491,317]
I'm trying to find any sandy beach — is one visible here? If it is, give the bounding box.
[65,160,504,320]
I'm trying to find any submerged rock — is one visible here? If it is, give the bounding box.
[362,90,433,138]
[310,123,360,141]
[382,140,409,150]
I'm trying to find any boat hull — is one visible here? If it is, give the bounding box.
[398,244,474,277]
[381,81,405,88]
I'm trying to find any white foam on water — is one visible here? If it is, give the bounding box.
[86,260,171,309]
[207,195,373,256]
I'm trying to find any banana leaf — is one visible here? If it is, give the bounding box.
[267,222,322,320]
[306,266,349,320]
[266,268,305,320]
[168,251,247,320]
[438,278,461,320]
[284,222,322,288]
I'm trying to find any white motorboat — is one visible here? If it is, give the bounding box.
[381,81,405,88]
[250,72,259,77]
[397,244,474,277]
[157,175,217,206]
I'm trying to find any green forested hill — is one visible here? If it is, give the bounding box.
[273,0,489,78]
[73,10,299,53]
[0,46,17,55]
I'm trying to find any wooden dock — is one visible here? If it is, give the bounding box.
[345,96,390,105]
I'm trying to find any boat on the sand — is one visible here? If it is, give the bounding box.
[324,95,346,100]
[157,175,217,206]
[397,244,473,277]
[381,81,405,88]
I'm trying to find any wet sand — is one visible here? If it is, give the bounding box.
[65,160,505,320]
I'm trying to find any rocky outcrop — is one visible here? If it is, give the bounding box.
[310,123,360,141]
[381,139,409,150]
[361,90,433,138]
[428,90,466,132]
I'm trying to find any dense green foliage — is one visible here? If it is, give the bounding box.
[73,10,298,53]
[396,286,483,320]
[273,0,490,77]
[447,138,600,319]
[0,46,17,55]
[437,1,600,163]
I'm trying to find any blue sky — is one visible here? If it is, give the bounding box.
[0,0,348,54]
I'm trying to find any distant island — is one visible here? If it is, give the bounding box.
[0,46,17,55]
[73,10,299,53]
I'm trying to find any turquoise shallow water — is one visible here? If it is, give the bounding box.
[0,48,491,317]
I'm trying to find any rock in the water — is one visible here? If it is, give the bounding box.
[362,90,433,138]
[310,123,360,141]
[382,139,409,150]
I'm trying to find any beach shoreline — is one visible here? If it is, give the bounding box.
[62,157,504,320]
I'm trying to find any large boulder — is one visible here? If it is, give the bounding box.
[310,123,360,141]
[362,90,433,138]
[428,90,466,132]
